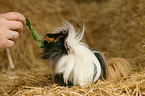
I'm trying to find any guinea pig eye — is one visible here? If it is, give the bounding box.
[56,41,61,45]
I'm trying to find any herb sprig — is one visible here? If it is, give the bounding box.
[26,18,44,48]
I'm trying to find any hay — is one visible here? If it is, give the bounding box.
[0,0,145,95]
[0,68,144,95]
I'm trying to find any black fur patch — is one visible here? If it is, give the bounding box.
[93,51,107,80]
[42,30,68,60]
[54,73,73,87]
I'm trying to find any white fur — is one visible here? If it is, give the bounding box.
[55,21,101,86]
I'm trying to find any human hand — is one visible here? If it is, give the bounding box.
[0,12,26,50]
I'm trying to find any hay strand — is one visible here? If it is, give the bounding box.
[6,48,15,69]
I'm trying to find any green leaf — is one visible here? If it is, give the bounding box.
[26,18,44,48]
[38,41,44,48]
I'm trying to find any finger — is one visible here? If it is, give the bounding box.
[0,38,15,49]
[1,30,19,40]
[0,12,26,24]
[0,48,4,51]
[9,31,19,40]
[6,40,15,48]
[6,20,23,32]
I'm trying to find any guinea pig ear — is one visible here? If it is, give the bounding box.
[53,27,66,33]
[60,28,68,34]
[61,29,69,53]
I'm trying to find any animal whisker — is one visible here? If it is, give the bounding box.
[49,51,63,59]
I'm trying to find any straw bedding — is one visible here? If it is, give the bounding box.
[0,0,145,95]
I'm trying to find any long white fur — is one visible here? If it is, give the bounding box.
[55,21,101,86]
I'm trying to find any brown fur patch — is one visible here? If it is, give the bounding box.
[54,35,65,42]
[43,36,54,43]
[106,58,131,82]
